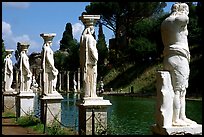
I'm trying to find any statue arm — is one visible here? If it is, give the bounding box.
[22,56,32,76]
[45,49,55,69]
[88,38,98,62]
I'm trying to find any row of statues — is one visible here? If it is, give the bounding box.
[4,34,58,96]
[3,15,100,99]
[3,3,198,128]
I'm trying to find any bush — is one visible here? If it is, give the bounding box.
[16,115,41,127]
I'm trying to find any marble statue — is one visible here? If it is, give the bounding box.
[79,15,100,98]
[41,33,58,95]
[161,2,197,126]
[31,76,38,88]
[4,49,15,92]
[19,43,32,92]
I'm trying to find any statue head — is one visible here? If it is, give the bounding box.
[5,49,14,58]
[40,33,56,45]
[17,42,29,53]
[79,15,100,28]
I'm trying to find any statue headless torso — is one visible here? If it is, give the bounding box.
[161,3,197,126]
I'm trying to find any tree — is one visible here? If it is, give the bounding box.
[56,22,80,71]
[60,23,75,51]
[85,2,166,48]
[2,39,6,65]
[97,23,108,78]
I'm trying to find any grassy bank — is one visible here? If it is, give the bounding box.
[102,44,202,98]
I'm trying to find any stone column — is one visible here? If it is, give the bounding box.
[15,70,19,91]
[59,72,62,91]
[67,71,70,92]
[77,68,80,92]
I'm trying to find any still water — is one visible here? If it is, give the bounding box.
[60,93,202,135]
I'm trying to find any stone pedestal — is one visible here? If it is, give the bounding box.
[2,91,18,114]
[77,97,112,135]
[151,124,202,135]
[151,71,202,135]
[155,71,174,127]
[40,91,63,126]
[17,91,35,117]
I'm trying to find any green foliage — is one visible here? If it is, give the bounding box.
[46,121,75,135]
[128,37,157,62]
[57,22,80,71]
[2,39,6,64]
[60,23,74,51]
[2,111,16,118]
[85,2,166,37]
[54,50,69,71]
[16,115,41,127]
[97,23,108,78]
[186,2,202,46]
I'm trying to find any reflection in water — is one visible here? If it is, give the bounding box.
[59,94,202,135]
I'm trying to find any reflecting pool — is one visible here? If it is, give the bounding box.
[60,93,202,135]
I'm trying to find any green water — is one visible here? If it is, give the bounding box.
[60,94,202,135]
[103,95,202,135]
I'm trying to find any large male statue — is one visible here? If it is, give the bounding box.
[19,43,32,92]
[4,49,14,92]
[80,16,99,98]
[161,2,197,126]
[41,33,58,95]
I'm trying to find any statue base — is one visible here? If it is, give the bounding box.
[17,91,35,117]
[77,97,112,135]
[2,91,18,114]
[41,91,63,100]
[40,91,63,126]
[151,124,202,135]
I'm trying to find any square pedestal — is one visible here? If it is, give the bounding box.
[77,97,112,135]
[40,92,63,126]
[3,91,18,114]
[151,124,202,135]
[17,91,35,117]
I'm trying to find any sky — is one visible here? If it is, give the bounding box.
[2,2,174,63]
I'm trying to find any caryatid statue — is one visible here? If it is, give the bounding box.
[161,2,197,126]
[79,15,100,98]
[4,49,15,92]
[40,33,58,95]
[19,42,32,92]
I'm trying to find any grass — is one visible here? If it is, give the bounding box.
[2,111,77,135]
[102,45,202,98]
[103,60,163,95]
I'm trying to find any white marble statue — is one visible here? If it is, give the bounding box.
[161,2,197,126]
[31,76,38,88]
[79,15,100,98]
[41,33,58,95]
[19,44,32,92]
[4,49,14,92]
